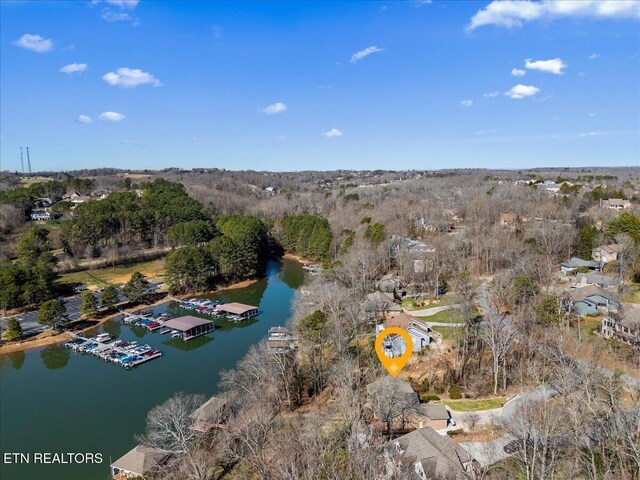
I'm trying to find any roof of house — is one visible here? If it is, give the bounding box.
[618,304,640,330]
[570,285,619,303]
[597,244,623,254]
[392,427,474,479]
[409,403,450,421]
[364,291,402,311]
[584,272,623,286]
[366,377,417,400]
[162,315,213,331]
[189,395,227,423]
[111,445,166,476]
[216,302,258,315]
[562,257,599,269]
[385,313,432,336]
[604,198,630,206]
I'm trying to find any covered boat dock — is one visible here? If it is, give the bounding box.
[216,302,259,320]
[162,315,214,341]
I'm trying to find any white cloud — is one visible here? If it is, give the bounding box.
[589,52,600,60]
[260,102,288,115]
[460,99,474,107]
[505,84,540,99]
[323,128,343,138]
[102,10,132,22]
[511,68,526,76]
[103,68,161,88]
[580,131,605,137]
[483,91,500,98]
[468,0,640,30]
[476,128,497,135]
[413,0,433,4]
[99,111,126,122]
[589,112,596,117]
[525,57,567,74]
[350,46,384,63]
[92,0,139,8]
[12,34,53,53]
[59,63,88,74]
[77,115,92,124]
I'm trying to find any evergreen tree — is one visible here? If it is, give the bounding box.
[38,300,66,327]
[80,291,99,318]
[4,318,23,341]
[123,272,150,303]
[100,285,119,310]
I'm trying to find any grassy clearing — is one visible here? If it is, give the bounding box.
[444,397,506,411]
[431,325,457,340]
[622,285,640,304]
[416,308,461,324]
[123,173,152,179]
[20,176,52,186]
[58,259,165,289]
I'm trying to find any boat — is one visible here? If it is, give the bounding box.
[95,333,112,343]
[160,328,171,335]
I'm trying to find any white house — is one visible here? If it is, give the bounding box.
[592,244,623,264]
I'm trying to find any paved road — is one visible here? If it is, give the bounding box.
[407,304,459,316]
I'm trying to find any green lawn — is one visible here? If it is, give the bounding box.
[416,308,461,324]
[444,397,506,411]
[58,259,165,289]
[431,325,457,340]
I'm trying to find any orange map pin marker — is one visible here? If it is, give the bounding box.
[375,327,413,377]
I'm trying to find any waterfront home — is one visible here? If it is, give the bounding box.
[592,244,623,264]
[601,198,631,210]
[385,427,479,480]
[364,291,403,320]
[162,315,214,340]
[29,208,50,221]
[602,304,640,346]
[267,326,298,354]
[189,395,229,432]
[377,312,433,352]
[569,285,620,317]
[110,445,169,479]
[573,272,623,291]
[560,257,599,275]
[216,302,259,320]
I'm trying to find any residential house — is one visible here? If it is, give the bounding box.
[365,378,452,433]
[560,257,599,275]
[569,285,620,317]
[541,181,562,194]
[36,197,53,207]
[110,445,170,479]
[364,291,403,320]
[63,192,91,205]
[573,272,623,292]
[189,395,229,432]
[601,198,631,210]
[266,326,298,354]
[592,244,623,264]
[377,272,404,294]
[386,427,478,480]
[30,208,50,221]
[602,304,640,346]
[377,312,433,353]
[392,236,436,274]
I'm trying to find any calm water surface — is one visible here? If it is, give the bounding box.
[0,258,305,480]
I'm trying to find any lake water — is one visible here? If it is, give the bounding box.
[0,258,305,480]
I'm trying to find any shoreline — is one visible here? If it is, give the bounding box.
[0,277,261,356]
[0,255,303,356]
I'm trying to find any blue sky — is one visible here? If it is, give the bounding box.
[1,0,639,172]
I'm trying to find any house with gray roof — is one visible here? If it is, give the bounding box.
[569,285,620,317]
[574,272,623,292]
[602,304,640,346]
[110,445,169,479]
[387,427,478,480]
[560,257,599,274]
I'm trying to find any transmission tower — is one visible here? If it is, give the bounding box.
[26,147,32,174]
[20,147,24,173]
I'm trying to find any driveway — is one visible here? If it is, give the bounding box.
[407,304,459,317]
